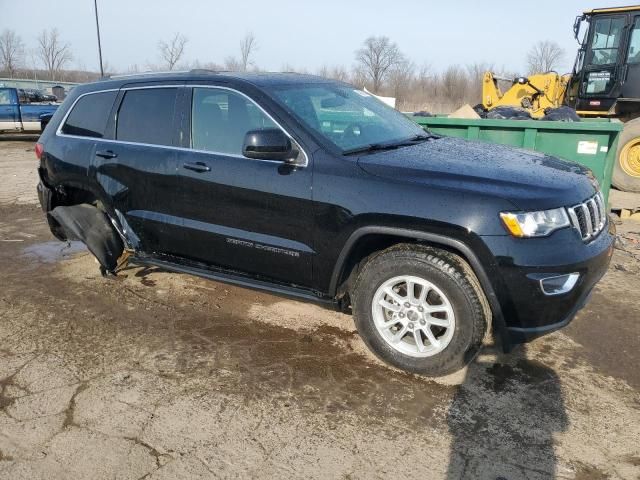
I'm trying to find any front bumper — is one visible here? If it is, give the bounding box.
[482,222,615,344]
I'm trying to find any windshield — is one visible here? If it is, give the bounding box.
[266,84,425,153]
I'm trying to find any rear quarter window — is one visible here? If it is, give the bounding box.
[61,91,117,138]
[116,88,178,146]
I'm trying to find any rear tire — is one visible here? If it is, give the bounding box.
[612,118,640,193]
[352,245,487,376]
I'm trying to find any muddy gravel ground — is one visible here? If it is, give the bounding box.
[0,138,639,479]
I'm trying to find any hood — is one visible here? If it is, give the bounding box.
[357,137,598,211]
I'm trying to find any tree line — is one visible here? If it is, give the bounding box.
[0,29,566,113]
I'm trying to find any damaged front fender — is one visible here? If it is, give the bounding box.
[48,204,124,274]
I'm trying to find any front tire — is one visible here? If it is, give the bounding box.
[352,245,487,376]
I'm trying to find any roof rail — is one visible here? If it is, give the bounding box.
[189,69,221,74]
[107,70,190,79]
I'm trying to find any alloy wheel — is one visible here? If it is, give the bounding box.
[371,275,455,358]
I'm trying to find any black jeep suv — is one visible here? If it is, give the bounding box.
[36,71,614,376]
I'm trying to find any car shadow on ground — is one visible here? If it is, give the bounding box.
[446,344,568,479]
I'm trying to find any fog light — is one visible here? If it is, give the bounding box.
[540,273,580,296]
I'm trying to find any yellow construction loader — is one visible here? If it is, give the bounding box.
[482,5,640,192]
[482,72,570,119]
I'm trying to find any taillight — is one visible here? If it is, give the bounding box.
[35,142,44,160]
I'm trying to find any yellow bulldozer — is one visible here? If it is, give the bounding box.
[481,5,640,192]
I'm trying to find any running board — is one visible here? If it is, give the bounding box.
[131,256,336,308]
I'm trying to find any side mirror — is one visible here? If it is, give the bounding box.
[242,128,297,162]
[516,76,529,85]
[40,113,54,132]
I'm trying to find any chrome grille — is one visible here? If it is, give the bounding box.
[567,192,607,241]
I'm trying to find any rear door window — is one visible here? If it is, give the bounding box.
[116,88,178,146]
[61,91,117,138]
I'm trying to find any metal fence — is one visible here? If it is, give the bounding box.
[0,78,79,96]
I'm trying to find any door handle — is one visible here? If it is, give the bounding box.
[183,161,211,173]
[96,150,118,159]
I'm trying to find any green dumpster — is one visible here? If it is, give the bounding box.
[411,116,623,204]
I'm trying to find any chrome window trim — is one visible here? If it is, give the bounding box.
[55,88,120,137]
[56,84,309,168]
[108,70,190,79]
[121,85,183,91]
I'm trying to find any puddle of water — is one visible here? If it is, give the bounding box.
[22,241,87,263]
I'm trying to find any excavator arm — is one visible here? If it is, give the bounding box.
[481,71,570,118]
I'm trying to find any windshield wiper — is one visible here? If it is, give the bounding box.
[342,142,404,155]
[342,133,437,156]
[408,133,434,141]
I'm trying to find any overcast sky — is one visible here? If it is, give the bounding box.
[0,0,631,74]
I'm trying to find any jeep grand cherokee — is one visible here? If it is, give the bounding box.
[35,71,614,376]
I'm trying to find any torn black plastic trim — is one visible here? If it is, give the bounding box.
[113,209,141,250]
[48,204,124,274]
[37,182,66,241]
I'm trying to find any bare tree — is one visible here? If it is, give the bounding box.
[355,36,404,92]
[0,30,24,77]
[37,29,73,80]
[414,63,433,93]
[526,40,565,74]
[388,59,415,106]
[27,49,40,81]
[465,62,494,105]
[158,33,188,70]
[350,65,369,89]
[316,64,349,82]
[189,59,224,71]
[224,56,243,72]
[101,60,115,77]
[441,65,470,103]
[280,63,308,74]
[329,65,349,82]
[316,65,329,78]
[240,32,258,72]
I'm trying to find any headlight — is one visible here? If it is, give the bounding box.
[500,208,570,238]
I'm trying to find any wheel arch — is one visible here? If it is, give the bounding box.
[42,179,127,244]
[329,226,510,348]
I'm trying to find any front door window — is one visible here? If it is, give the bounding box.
[191,87,277,155]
